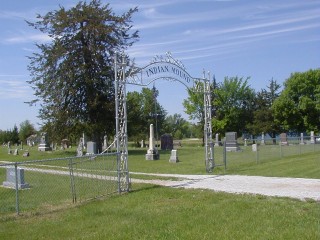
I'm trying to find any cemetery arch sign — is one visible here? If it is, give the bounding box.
[114,52,214,192]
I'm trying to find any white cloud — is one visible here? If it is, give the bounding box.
[4,33,51,44]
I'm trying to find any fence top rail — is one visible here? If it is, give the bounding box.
[0,152,119,167]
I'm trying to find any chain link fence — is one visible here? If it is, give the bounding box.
[0,152,118,216]
[213,136,320,172]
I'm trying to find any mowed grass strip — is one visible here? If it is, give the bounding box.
[0,184,319,239]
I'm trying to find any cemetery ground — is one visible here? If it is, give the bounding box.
[0,139,319,239]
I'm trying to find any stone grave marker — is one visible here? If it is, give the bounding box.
[161,134,173,150]
[310,131,315,144]
[13,149,19,155]
[225,132,240,151]
[38,132,51,151]
[86,141,97,154]
[280,133,288,145]
[252,143,257,152]
[214,133,220,147]
[300,133,305,145]
[2,167,29,189]
[169,149,179,163]
[146,124,159,160]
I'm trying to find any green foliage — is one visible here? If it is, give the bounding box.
[247,78,281,137]
[26,0,139,144]
[0,125,19,144]
[19,120,36,144]
[272,69,320,132]
[162,114,192,139]
[127,87,166,144]
[213,76,255,135]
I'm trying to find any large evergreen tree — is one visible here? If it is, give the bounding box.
[27,0,139,146]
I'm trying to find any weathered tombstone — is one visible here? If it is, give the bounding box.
[102,135,108,151]
[252,143,257,152]
[13,149,19,155]
[160,134,173,150]
[225,132,240,151]
[244,139,247,147]
[38,132,51,151]
[87,141,97,154]
[300,133,305,145]
[22,151,30,157]
[310,131,315,144]
[261,132,265,145]
[146,124,159,160]
[2,167,29,189]
[20,141,23,150]
[169,149,179,163]
[280,133,288,145]
[214,133,220,147]
[77,138,83,157]
[61,139,70,149]
[140,140,145,148]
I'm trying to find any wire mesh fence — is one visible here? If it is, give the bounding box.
[213,136,320,173]
[0,152,118,216]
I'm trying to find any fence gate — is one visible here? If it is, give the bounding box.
[114,52,214,192]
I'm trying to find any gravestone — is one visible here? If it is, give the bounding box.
[252,143,257,152]
[146,124,159,160]
[261,132,265,145]
[310,131,315,144]
[2,167,29,189]
[38,132,51,151]
[22,151,30,157]
[244,139,247,147]
[140,140,145,148]
[214,133,220,147]
[300,133,305,145]
[77,138,83,157]
[13,149,18,155]
[87,141,97,154]
[169,149,179,163]
[161,134,173,150]
[280,133,288,145]
[102,135,108,151]
[225,132,240,151]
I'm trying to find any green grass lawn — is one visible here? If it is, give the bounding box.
[0,143,319,239]
[0,184,319,239]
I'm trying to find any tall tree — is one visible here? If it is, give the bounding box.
[163,114,192,139]
[247,78,281,139]
[213,76,255,135]
[272,69,320,132]
[27,0,139,146]
[127,87,166,145]
[19,120,36,144]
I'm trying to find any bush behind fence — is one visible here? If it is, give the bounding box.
[0,153,118,216]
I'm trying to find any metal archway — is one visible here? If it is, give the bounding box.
[114,52,214,193]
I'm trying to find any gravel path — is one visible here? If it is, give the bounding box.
[131,173,320,201]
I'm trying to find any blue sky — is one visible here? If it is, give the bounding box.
[0,0,319,130]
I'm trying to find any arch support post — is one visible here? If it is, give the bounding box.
[203,76,214,172]
[114,54,130,193]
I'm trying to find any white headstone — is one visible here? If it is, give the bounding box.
[169,150,179,163]
[300,133,305,145]
[146,124,159,160]
[310,131,315,144]
[214,133,220,147]
[252,144,257,152]
[261,132,265,145]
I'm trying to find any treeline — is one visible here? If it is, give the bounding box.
[0,120,36,145]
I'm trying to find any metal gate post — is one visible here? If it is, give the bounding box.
[203,73,214,172]
[114,53,130,193]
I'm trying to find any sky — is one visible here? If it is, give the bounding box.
[0,0,319,130]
